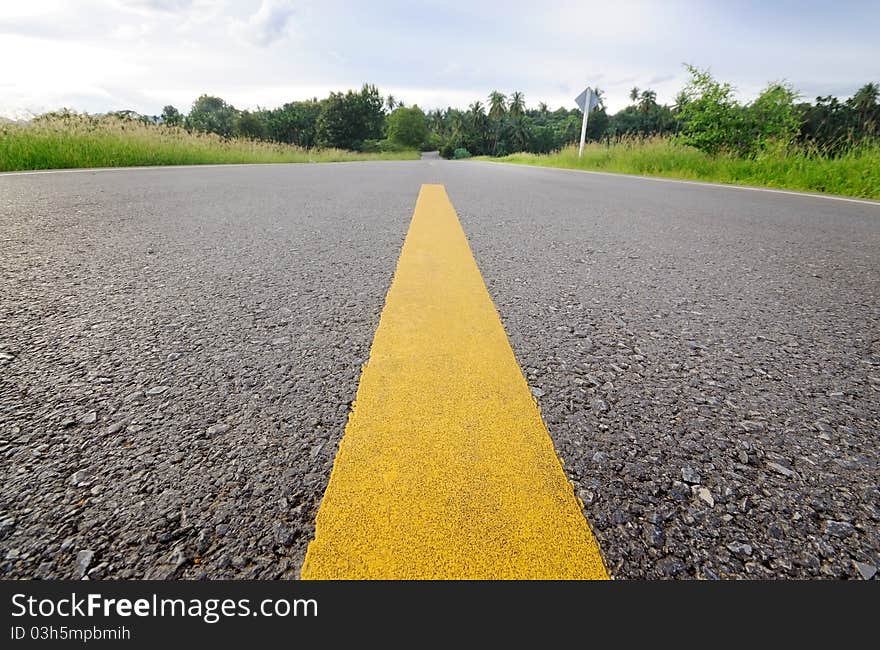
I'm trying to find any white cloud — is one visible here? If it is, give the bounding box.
[116,0,194,11]
[231,0,297,47]
[0,0,877,118]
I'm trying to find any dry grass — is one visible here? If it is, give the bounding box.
[0,113,418,171]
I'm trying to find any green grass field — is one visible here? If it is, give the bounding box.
[487,138,880,200]
[0,114,419,171]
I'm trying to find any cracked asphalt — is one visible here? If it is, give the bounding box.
[1,161,878,579]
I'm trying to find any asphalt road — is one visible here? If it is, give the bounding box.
[1,160,878,580]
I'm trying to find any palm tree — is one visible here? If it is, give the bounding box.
[488,91,507,155]
[851,82,879,111]
[427,109,445,135]
[588,88,606,114]
[538,102,549,115]
[488,91,507,120]
[672,90,689,113]
[508,91,525,118]
[851,82,879,133]
[385,95,397,111]
[629,87,640,103]
[468,101,489,152]
[450,110,465,138]
[512,116,529,152]
[469,100,485,120]
[639,89,657,114]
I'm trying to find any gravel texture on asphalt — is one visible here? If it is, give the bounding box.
[0,164,417,579]
[2,160,878,579]
[449,163,880,579]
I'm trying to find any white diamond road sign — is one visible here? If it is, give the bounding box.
[575,87,600,113]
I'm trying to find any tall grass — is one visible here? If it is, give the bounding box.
[492,138,880,200]
[0,113,418,171]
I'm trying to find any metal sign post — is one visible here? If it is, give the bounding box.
[575,87,599,158]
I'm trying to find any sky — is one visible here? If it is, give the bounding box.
[1,0,878,119]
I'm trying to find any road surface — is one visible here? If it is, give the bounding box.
[1,160,878,579]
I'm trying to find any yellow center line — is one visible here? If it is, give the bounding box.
[301,184,608,579]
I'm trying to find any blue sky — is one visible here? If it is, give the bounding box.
[1,0,878,118]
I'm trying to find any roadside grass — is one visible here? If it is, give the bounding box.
[0,114,419,171]
[484,138,880,200]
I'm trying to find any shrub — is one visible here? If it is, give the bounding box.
[386,106,429,149]
[677,66,744,155]
[362,138,411,153]
[453,147,472,159]
[745,83,800,152]
[422,132,443,152]
[439,141,456,159]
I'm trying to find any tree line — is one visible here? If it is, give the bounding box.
[135,67,878,158]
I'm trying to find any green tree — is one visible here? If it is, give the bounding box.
[386,105,429,149]
[466,101,489,153]
[425,76,880,159]
[672,91,689,114]
[316,84,385,150]
[266,100,322,147]
[510,115,530,151]
[161,105,183,127]
[586,107,609,140]
[746,82,800,151]
[488,91,507,154]
[488,91,507,120]
[186,95,236,137]
[235,110,267,140]
[798,95,849,152]
[639,90,657,113]
[676,66,744,154]
[849,82,879,135]
[450,110,465,138]
[508,91,525,118]
[425,108,447,136]
[559,110,582,144]
[606,86,673,140]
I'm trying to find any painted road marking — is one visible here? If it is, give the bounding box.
[301,184,608,579]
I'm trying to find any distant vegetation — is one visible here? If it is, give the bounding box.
[494,138,880,199]
[432,66,880,162]
[0,112,417,172]
[2,66,878,194]
[0,84,427,171]
[160,84,414,153]
[450,65,879,198]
